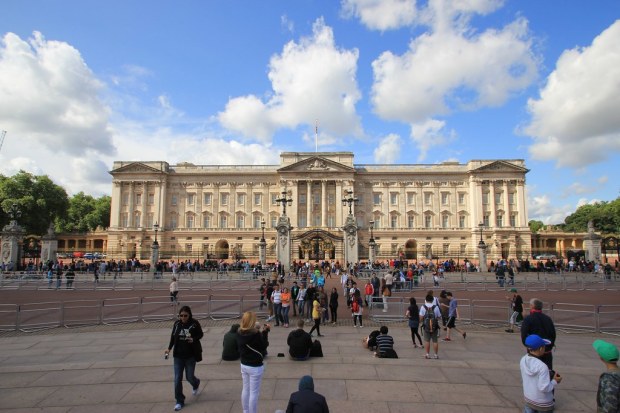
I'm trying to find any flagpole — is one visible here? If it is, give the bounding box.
[315,120,318,152]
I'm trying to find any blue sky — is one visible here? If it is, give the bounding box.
[1,0,619,225]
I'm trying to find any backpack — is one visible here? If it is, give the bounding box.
[351,299,360,313]
[422,305,439,333]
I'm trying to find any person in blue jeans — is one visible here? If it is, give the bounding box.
[165,305,203,411]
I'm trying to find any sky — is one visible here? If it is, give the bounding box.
[1,0,619,225]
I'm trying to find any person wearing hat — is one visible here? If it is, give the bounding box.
[592,339,620,412]
[285,375,329,413]
[520,334,562,412]
[505,289,524,333]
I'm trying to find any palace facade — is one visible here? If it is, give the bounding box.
[105,152,532,265]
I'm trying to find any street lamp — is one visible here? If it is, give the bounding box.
[260,219,266,242]
[153,222,159,246]
[478,222,485,246]
[342,189,358,216]
[275,190,293,216]
[369,220,375,242]
[368,220,376,265]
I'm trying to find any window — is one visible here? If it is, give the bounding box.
[443,244,449,256]
[373,216,381,229]
[148,193,155,205]
[390,214,397,228]
[254,215,261,229]
[171,215,178,229]
[187,194,195,206]
[133,212,140,227]
[237,215,244,228]
[495,192,502,204]
[483,215,490,227]
[221,193,229,206]
[328,194,335,205]
[313,194,320,205]
[390,193,398,205]
[204,193,212,205]
[300,194,306,204]
[442,215,449,228]
[509,192,516,205]
[459,215,466,228]
[441,193,449,205]
[270,216,277,228]
[187,214,194,228]
[136,193,142,205]
[219,215,227,228]
[313,214,321,226]
[424,193,432,205]
[203,214,211,228]
[147,213,154,228]
[373,193,381,205]
[185,244,192,253]
[496,214,503,228]
[407,192,415,205]
[425,215,432,228]
[408,214,415,228]
[458,193,465,205]
[121,213,128,227]
[254,193,261,205]
[121,193,129,206]
[271,193,278,205]
[299,214,307,228]
[510,214,517,227]
[460,244,467,254]
[171,195,178,206]
[237,193,245,206]
[357,194,364,205]
[328,215,335,227]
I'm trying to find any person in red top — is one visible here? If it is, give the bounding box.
[364,280,374,308]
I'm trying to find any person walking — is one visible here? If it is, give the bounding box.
[405,297,423,348]
[308,293,324,337]
[329,287,339,325]
[505,288,523,333]
[443,292,466,341]
[420,294,441,359]
[351,290,364,328]
[364,279,374,308]
[170,277,179,305]
[237,311,270,413]
[521,298,556,370]
[164,306,203,411]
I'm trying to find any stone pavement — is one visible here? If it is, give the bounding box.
[0,319,607,412]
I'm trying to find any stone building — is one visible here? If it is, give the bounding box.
[105,152,531,265]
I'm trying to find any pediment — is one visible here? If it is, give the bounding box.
[278,156,355,173]
[472,161,529,173]
[110,162,165,174]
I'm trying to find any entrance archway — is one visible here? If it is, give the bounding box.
[404,239,417,260]
[214,240,229,260]
[298,230,336,261]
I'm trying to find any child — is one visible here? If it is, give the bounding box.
[520,334,562,412]
[592,339,620,412]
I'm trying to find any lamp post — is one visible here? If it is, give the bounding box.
[153,222,159,246]
[275,191,293,216]
[368,220,376,265]
[259,219,266,266]
[477,222,488,272]
[341,189,358,216]
[150,221,160,274]
[478,222,484,246]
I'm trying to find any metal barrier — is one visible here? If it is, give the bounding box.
[470,299,511,328]
[0,304,18,331]
[598,305,620,334]
[102,297,141,325]
[208,295,243,320]
[17,301,63,332]
[63,299,102,328]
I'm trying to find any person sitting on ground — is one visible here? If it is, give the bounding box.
[221,323,240,361]
[592,339,620,412]
[285,375,329,413]
[287,319,323,360]
[374,325,398,358]
[362,329,381,351]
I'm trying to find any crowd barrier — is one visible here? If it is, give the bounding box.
[1,293,618,335]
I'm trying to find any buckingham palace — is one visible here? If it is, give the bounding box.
[106,152,531,266]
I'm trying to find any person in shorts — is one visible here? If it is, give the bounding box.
[419,294,442,359]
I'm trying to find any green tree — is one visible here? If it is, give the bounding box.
[0,171,69,234]
[56,193,111,232]
[528,220,544,233]
[561,197,620,234]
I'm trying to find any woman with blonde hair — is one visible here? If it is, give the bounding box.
[236,311,270,413]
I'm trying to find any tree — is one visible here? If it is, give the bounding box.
[56,193,111,232]
[560,198,620,234]
[0,171,69,235]
[528,220,544,233]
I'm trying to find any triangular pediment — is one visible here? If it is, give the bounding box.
[472,160,529,173]
[278,156,355,173]
[110,162,165,175]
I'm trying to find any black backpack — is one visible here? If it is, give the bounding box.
[422,305,439,333]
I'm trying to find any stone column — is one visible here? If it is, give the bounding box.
[306,181,312,227]
[489,181,496,228]
[159,178,168,229]
[342,215,359,266]
[335,181,343,227]
[321,180,327,227]
[478,242,488,272]
[1,220,25,270]
[40,224,58,264]
[141,181,148,228]
[128,181,135,228]
[111,181,122,228]
[276,216,292,272]
[516,180,526,227]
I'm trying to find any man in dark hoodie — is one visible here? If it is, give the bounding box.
[286,375,329,413]
[287,320,315,360]
[521,298,556,370]
[222,324,240,361]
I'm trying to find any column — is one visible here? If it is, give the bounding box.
[321,180,327,228]
[290,181,299,228]
[306,181,312,227]
[111,181,122,228]
[158,179,167,229]
[335,181,343,227]
[516,181,527,227]
[141,181,148,228]
[503,181,510,227]
[489,181,496,228]
[128,182,135,228]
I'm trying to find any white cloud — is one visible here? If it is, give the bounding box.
[218,18,363,144]
[341,0,418,31]
[410,119,456,161]
[597,175,608,185]
[0,32,115,157]
[281,15,295,33]
[561,182,596,198]
[527,194,574,225]
[373,134,402,163]
[524,20,620,168]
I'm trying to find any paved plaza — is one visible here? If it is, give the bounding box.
[0,318,607,412]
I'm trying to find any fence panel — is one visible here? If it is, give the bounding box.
[598,305,620,334]
[17,301,62,332]
[0,304,18,331]
[102,297,141,325]
[551,302,596,332]
[470,299,511,327]
[208,295,242,320]
[63,300,102,328]
[141,295,177,323]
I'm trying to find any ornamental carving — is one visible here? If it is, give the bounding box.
[306,159,330,170]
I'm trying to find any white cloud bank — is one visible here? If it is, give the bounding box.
[341,0,418,31]
[373,133,402,163]
[524,20,620,168]
[218,18,363,144]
